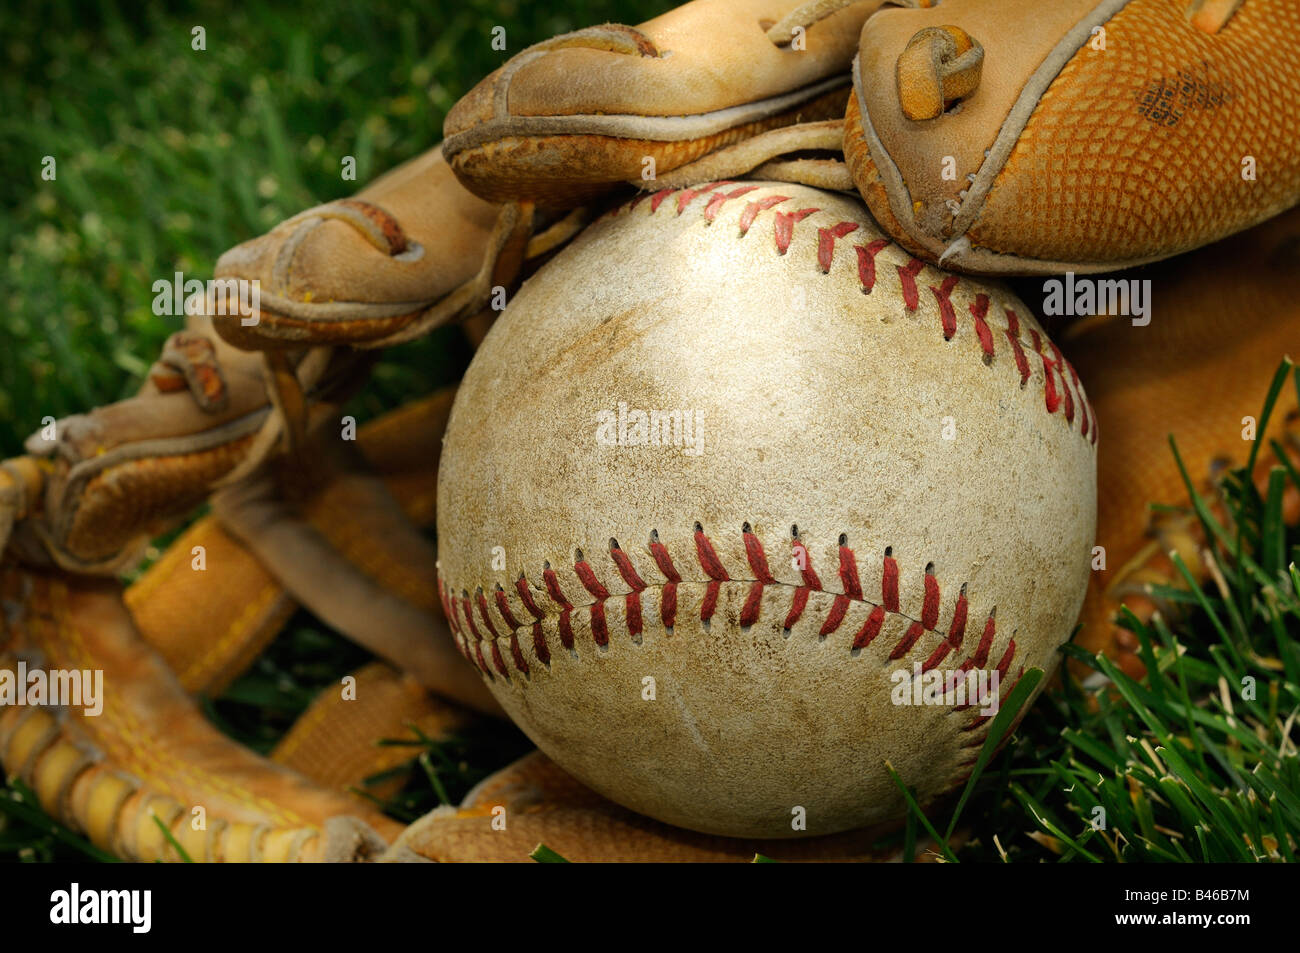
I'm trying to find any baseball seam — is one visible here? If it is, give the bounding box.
[611,181,1098,446]
[440,524,1023,755]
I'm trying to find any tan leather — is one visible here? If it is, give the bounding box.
[443,0,896,205]
[212,145,504,349]
[385,751,953,862]
[1065,205,1300,668]
[124,391,458,697]
[210,408,500,716]
[0,567,398,861]
[848,0,1300,274]
[272,662,470,801]
[436,182,1096,838]
[648,119,855,190]
[125,515,296,696]
[5,315,347,573]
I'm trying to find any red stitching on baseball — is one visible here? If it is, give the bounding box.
[661,583,679,629]
[931,275,960,339]
[610,543,647,591]
[773,208,819,254]
[532,622,550,666]
[704,186,759,223]
[442,529,1017,692]
[739,195,789,236]
[948,591,969,649]
[624,185,1093,445]
[793,538,822,590]
[515,577,544,620]
[495,587,523,631]
[648,189,674,213]
[1047,341,1076,424]
[882,553,900,612]
[970,294,994,359]
[509,632,529,675]
[743,529,777,584]
[995,639,1016,679]
[544,568,576,650]
[1003,309,1031,386]
[650,539,681,582]
[675,187,707,214]
[898,258,925,310]
[589,600,610,647]
[921,637,953,672]
[921,572,941,630]
[575,559,610,600]
[784,588,810,629]
[889,621,925,659]
[852,604,886,650]
[1030,330,1062,416]
[490,641,509,677]
[700,581,722,622]
[819,595,850,636]
[460,595,482,642]
[965,614,997,670]
[818,222,860,273]
[473,641,492,679]
[741,583,764,628]
[854,238,892,292]
[475,590,500,639]
[838,545,863,601]
[694,528,730,581]
[626,592,644,640]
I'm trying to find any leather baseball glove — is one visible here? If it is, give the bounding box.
[3,0,1298,863]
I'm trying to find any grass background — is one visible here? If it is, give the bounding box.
[0,0,673,454]
[1,0,1297,864]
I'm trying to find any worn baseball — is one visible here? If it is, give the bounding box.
[436,181,1097,839]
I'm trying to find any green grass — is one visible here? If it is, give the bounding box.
[1,0,1297,863]
[892,361,1300,863]
[0,0,672,454]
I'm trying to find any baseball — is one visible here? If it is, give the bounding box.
[437,181,1097,839]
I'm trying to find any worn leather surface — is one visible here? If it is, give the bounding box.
[386,751,938,862]
[213,145,501,347]
[272,661,471,800]
[212,421,500,716]
[437,182,1096,838]
[442,0,898,204]
[122,389,478,702]
[0,567,398,861]
[6,314,290,572]
[848,0,1300,274]
[446,0,879,126]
